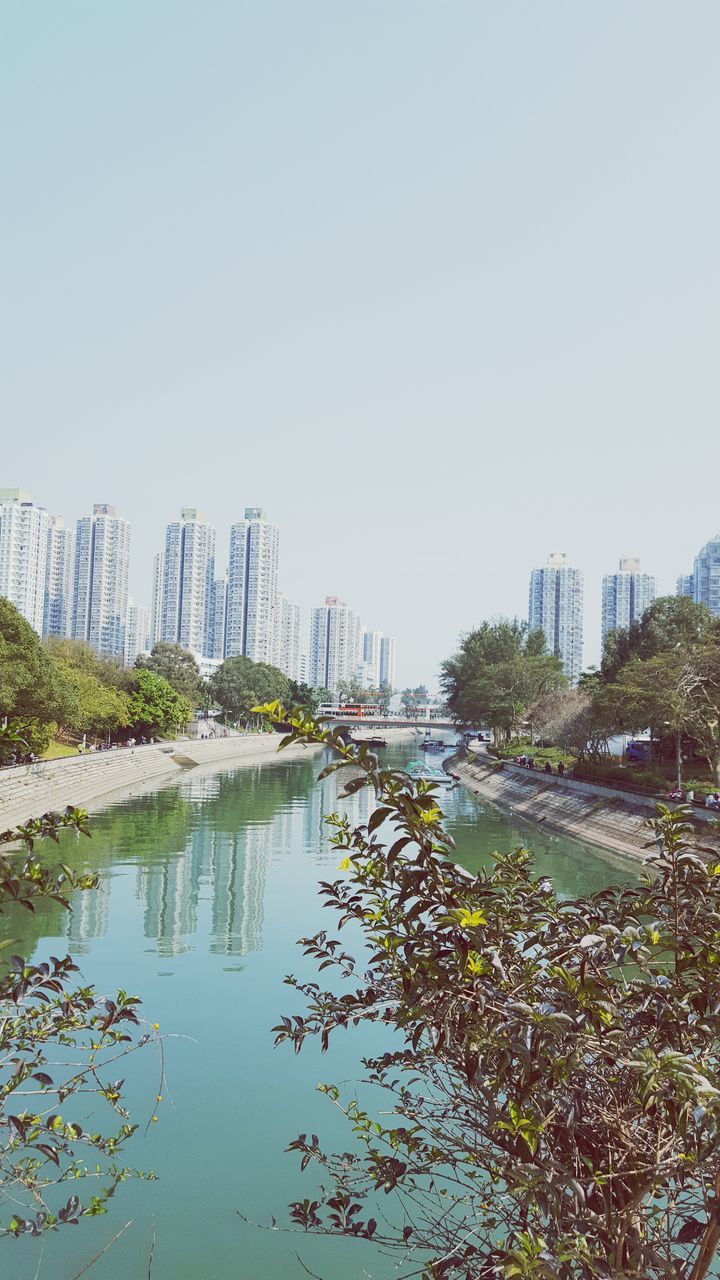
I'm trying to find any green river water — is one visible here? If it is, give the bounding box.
[5,737,639,1280]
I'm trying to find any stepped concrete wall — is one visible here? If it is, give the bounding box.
[0,736,322,831]
[452,750,720,862]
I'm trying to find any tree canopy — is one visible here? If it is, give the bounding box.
[136,642,203,707]
[441,618,566,738]
[209,656,289,723]
[0,599,66,755]
[126,668,193,737]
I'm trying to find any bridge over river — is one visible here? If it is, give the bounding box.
[321,715,463,731]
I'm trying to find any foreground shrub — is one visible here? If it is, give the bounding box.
[262,702,720,1280]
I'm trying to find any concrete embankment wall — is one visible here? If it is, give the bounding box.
[0,736,323,831]
[452,750,720,862]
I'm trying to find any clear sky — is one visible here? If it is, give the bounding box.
[2,2,719,688]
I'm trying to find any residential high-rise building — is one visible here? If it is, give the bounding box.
[690,536,720,617]
[601,558,655,644]
[225,508,279,662]
[309,596,361,692]
[159,509,216,655]
[71,504,131,658]
[528,552,583,685]
[43,516,73,639]
[149,551,164,649]
[272,592,301,680]
[676,573,695,599]
[125,599,149,666]
[206,576,227,661]
[379,634,397,691]
[361,630,383,688]
[0,490,50,634]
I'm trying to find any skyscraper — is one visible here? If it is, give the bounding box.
[158,509,216,655]
[528,552,583,685]
[689,536,720,617]
[379,634,397,691]
[124,599,149,666]
[309,596,361,692]
[225,508,279,663]
[272,592,301,679]
[149,551,164,649]
[601,558,655,644]
[71,504,130,658]
[206,576,227,661]
[0,489,50,634]
[43,515,73,639]
[361,630,383,688]
[676,574,695,599]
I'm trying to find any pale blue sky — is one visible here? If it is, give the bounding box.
[2,2,719,686]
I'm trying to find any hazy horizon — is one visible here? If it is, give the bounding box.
[3,3,719,687]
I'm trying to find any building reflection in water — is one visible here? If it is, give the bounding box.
[62,755,386,959]
[64,882,109,954]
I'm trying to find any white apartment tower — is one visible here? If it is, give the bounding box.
[225,508,279,663]
[71,504,131,659]
[0,490,50,635]
[528,552,584,685]
[207,576,227,661]
[125,599,149,666]
[43,516,73,639]
[309,596,361,692]
[272,593,301,680]
[158,509,216,655]
[361,630,383,688]
[149,552,164,649]
[379,635,397,692]
[601,558,655,644]
[676,536,720,617]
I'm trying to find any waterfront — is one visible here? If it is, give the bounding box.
[7,739,637,1280]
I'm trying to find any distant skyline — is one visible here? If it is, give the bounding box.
[3,3,719,686]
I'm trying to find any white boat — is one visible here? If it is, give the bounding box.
[405,759,456,788]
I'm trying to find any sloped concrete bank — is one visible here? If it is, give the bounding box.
[451,752,720,862]
[0,736,323,831]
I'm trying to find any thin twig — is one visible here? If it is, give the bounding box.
[147,1216,156,1279]
[70,1220,133,1278]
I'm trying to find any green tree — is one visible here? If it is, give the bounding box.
[126,669,192,737]
[288,681,327,714]
[337,677,380,706]
[54,660,131,741]
[45,637,133,692]
[210,656,289,724]
[601,596,713,681]
[400,684,429,718]
[262,704,720,1280]
[0,809,150,1242]
[136,642,203,706]
[441,618,565,739]
[0,598,65,757]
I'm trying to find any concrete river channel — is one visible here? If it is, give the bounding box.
[6,734,638,1280]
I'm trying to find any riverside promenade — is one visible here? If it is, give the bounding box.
[0,735,323,832]
[453,744,720,862]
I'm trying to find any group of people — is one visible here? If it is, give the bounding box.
[4,750,36,767]
[665,786,720,810]
[513,754,566,777]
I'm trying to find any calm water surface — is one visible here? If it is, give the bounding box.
[7,738,638,1280]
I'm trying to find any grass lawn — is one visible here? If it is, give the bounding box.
[41,740,80,760]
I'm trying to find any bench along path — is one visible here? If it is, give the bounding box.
[0,736,322,833]
[453,750,720,862]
